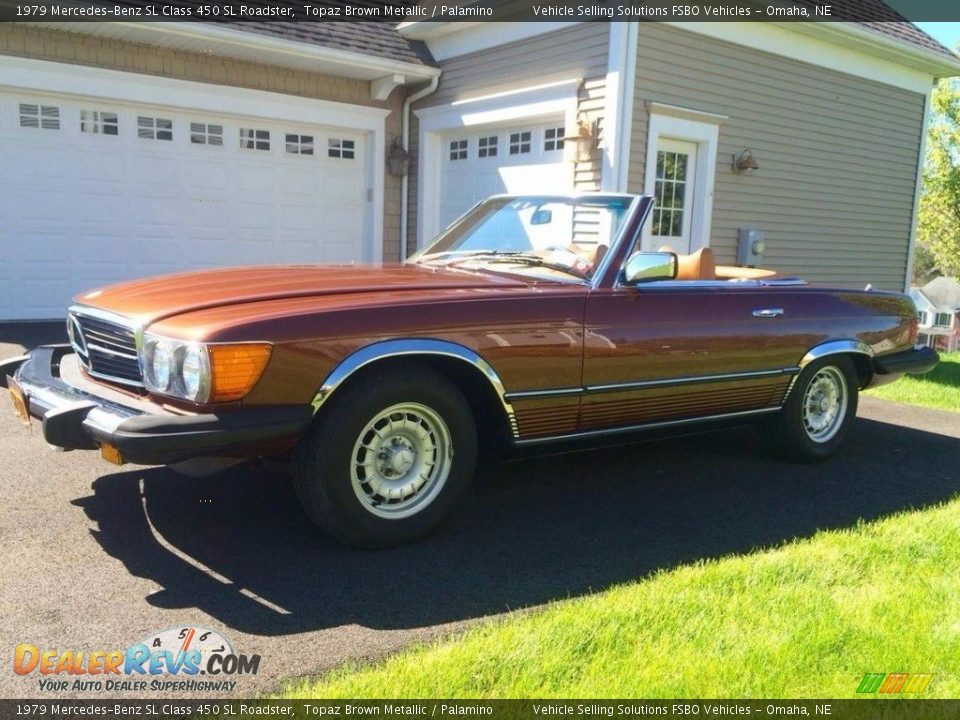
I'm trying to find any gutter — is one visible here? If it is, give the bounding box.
[400,75,441,258]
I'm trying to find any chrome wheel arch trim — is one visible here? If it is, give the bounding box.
[310,339,519,439]
[798,339,874,369]
[786,339,873,397]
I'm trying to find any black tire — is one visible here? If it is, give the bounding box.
[761,356,858,462]
[292,364,477,549]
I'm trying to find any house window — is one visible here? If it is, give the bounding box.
[478,136,498,158]
[80,110,118,136]
[652,148,692,238]
[328,138,355,159]
[138,116,173,141]
[917,311,929,325]
[449,139,468,161]
[240,128,270,151]
[286,133,314,156]
[544,126,565,151]
[509,131,531,155]
[935,312,953,327]
[190,122,223,146]
[20,103,60,130]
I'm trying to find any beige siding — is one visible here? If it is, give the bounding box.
[628,24,924,291]
[0,24,407,262]
[407,24,609,255]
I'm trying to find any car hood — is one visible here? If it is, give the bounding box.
[72,264,528,326]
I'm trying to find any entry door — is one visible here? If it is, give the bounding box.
[650,138,697,254]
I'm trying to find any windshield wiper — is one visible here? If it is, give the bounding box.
[479,253,590,280]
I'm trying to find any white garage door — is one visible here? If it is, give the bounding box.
[438,120,575,229]
[0,91,369,320]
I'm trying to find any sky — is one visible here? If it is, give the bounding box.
[915,23,960,52]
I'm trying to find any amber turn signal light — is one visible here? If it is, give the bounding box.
[208,344,272,403]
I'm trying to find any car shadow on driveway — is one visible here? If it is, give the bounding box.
[73,417,960,637]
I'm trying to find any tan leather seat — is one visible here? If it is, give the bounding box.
[663,247,716,280]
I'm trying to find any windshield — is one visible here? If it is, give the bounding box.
[409,196,635,281]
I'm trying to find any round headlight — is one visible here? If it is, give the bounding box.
[151,341,174,391]
[180,345,207,401]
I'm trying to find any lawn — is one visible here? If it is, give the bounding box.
[280,498,960,698]
[865,351,960,412]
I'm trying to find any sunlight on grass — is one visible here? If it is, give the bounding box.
[865,351,960,412]
[279,498,960,699]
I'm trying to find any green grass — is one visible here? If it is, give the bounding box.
[280,499,960,698]
[865,351,960,412]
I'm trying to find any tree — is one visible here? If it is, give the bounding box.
[917,79,960,279]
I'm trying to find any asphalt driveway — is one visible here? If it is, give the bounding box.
[1,323,959,698]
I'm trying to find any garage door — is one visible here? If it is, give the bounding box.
[438,120,574,229]
[0,92,369,320]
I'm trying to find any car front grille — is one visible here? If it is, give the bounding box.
[68,311,143,387]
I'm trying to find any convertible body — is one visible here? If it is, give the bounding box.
[3,194,937,546]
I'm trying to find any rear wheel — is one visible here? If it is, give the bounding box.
[293,365,477,549]
[762,356,858,462]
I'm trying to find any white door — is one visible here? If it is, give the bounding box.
[438,121,574,230]
[0,92,369,320]
[649,138,698,254]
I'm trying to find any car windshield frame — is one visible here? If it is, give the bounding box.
[408,194,641,284]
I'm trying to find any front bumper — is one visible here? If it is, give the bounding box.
[872,345,939,376]
[3,346,312,466]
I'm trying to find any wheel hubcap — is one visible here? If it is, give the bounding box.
[351,402,453,519]
[801,367,848,443]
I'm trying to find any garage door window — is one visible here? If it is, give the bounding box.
[190,122,223,146]
[80,110,118,136]
[449,139,468,161]
[478,136,497,158]
[328,138,355,160]
[20,103,59,130]
[544,127,565,152]
[240,128,270,151]
[509,131,531,155]
[286,134,314,156]
[138,116,173,141]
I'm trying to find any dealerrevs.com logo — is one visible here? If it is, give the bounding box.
[14,626,260,693]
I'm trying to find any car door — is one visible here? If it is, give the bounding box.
[580,282,813,433]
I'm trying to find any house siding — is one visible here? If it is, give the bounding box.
[407,24,610,255]
[628,23,925,291]
[0,24,407,262]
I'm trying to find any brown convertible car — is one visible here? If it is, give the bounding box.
[3,194,938,547]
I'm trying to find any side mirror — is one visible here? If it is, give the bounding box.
[622,251,678,284]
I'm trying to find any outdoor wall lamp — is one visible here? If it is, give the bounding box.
[387,137,411,177]
[733,148,759,175]
[564,120,598,164]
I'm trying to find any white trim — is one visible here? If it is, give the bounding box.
[642,109,722,252]
[644,102,728,126]
[662,22,939,93]
[0,54,388,264]
[400,21,580,60]
[603,22,638,192]
[414,80,579,246]
[905,87,934,292]
[30,21,440,82]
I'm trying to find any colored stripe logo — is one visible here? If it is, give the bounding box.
[857,672,933,694]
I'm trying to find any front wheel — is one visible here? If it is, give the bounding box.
[293,365,477,549]
[761,356,858,462]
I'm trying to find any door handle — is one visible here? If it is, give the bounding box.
[752,308,784,317]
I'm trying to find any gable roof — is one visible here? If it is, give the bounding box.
[921,276,960,310]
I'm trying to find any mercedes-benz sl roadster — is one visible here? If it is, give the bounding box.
[3,194,937,547]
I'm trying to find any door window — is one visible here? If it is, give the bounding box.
[651,138,697,253]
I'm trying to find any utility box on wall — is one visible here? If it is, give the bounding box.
[737,228,766,267]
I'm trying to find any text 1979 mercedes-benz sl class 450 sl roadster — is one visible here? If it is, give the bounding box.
[3,194,938,548]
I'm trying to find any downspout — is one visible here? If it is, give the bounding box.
[400,74,440,259]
